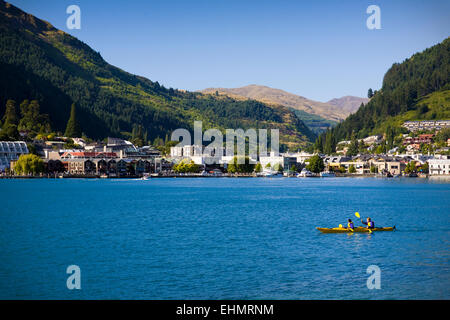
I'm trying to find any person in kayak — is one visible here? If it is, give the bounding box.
[347,219,355,229]
[361,217,375,229]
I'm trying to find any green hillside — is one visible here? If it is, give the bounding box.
[374,90,450,134]
[318,37,450,149]
[0,1,314,149]
[289,109,337,134]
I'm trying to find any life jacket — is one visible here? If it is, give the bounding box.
[348,222,354,228]
[367,221,374,228]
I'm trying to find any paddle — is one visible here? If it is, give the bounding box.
[355,212,372,233]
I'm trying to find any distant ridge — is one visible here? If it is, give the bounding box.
[200,85,366,122]
[326,96,369,115]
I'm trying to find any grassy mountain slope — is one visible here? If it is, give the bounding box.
[325,37,450,142]
[0,1,314,149]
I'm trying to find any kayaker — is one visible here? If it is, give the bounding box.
[347,219,355,229]
[361,217,375,229]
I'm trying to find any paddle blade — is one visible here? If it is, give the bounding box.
[355,212,360,218]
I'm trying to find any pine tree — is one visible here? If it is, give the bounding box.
[346,132,359,156]
[64,103,82,138]
[0,100,19,140]
[3,100,18,125]
[323,130,336,155]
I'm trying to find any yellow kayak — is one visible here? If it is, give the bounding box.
[316,226,396,233]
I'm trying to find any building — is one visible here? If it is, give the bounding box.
[0,141,29,170]
[72,138,87,148]
[289,152,315,164]
[182,145,203,157]
[170,146,183,157]
[339,160,370,174]
[106,137,137,153]
[403,134,434,145]
[65,159,96,175]
[428,155,450,175]
[371,156,405,175]
[259,152,283,170]
[402,120,450,132]
[60,151,118,159]
[44,141,66,149]
[362,135,382,145]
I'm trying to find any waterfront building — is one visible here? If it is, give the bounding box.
[339,160,370,174]
[428,155,450,175]
[45,159,65,173]
[324,156,351,171]
[288,152,315,164]
[259,152,283,170]
[65,159,96,175]
[0,141,29,170]
[283,156,298,171]
[61,151,118,159]
[371,157,405,175]
[182,145,203,157]
[170,146,183,157]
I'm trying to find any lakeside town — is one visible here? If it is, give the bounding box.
[1,120,450,179]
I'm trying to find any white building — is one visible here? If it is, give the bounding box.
[259,152,283,169]
[182,145,203,157]
[428,155,450,175]
[0,141,29,170]
[170,146,183,157]
[362,135,382,145]
[72,138,87,147]
[287,151,315,164]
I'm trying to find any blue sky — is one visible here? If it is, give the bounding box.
[8,0,450,102]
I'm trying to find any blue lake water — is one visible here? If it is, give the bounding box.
[0,177,449,299]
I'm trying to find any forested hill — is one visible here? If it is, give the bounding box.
[321,37,449,145]
[0,1,315,149]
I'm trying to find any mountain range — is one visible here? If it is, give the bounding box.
[200,85,367,121]
[200,85,368,134]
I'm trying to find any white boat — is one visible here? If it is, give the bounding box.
[320,171,335,177]
[297,169,315,177]
[260,170,283,177]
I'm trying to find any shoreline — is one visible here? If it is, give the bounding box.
[2,174,449,180]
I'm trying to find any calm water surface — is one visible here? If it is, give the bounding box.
[0,177,449,299]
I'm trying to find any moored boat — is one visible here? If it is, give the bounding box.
[320,171,335,177]
[298,168,315,177]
